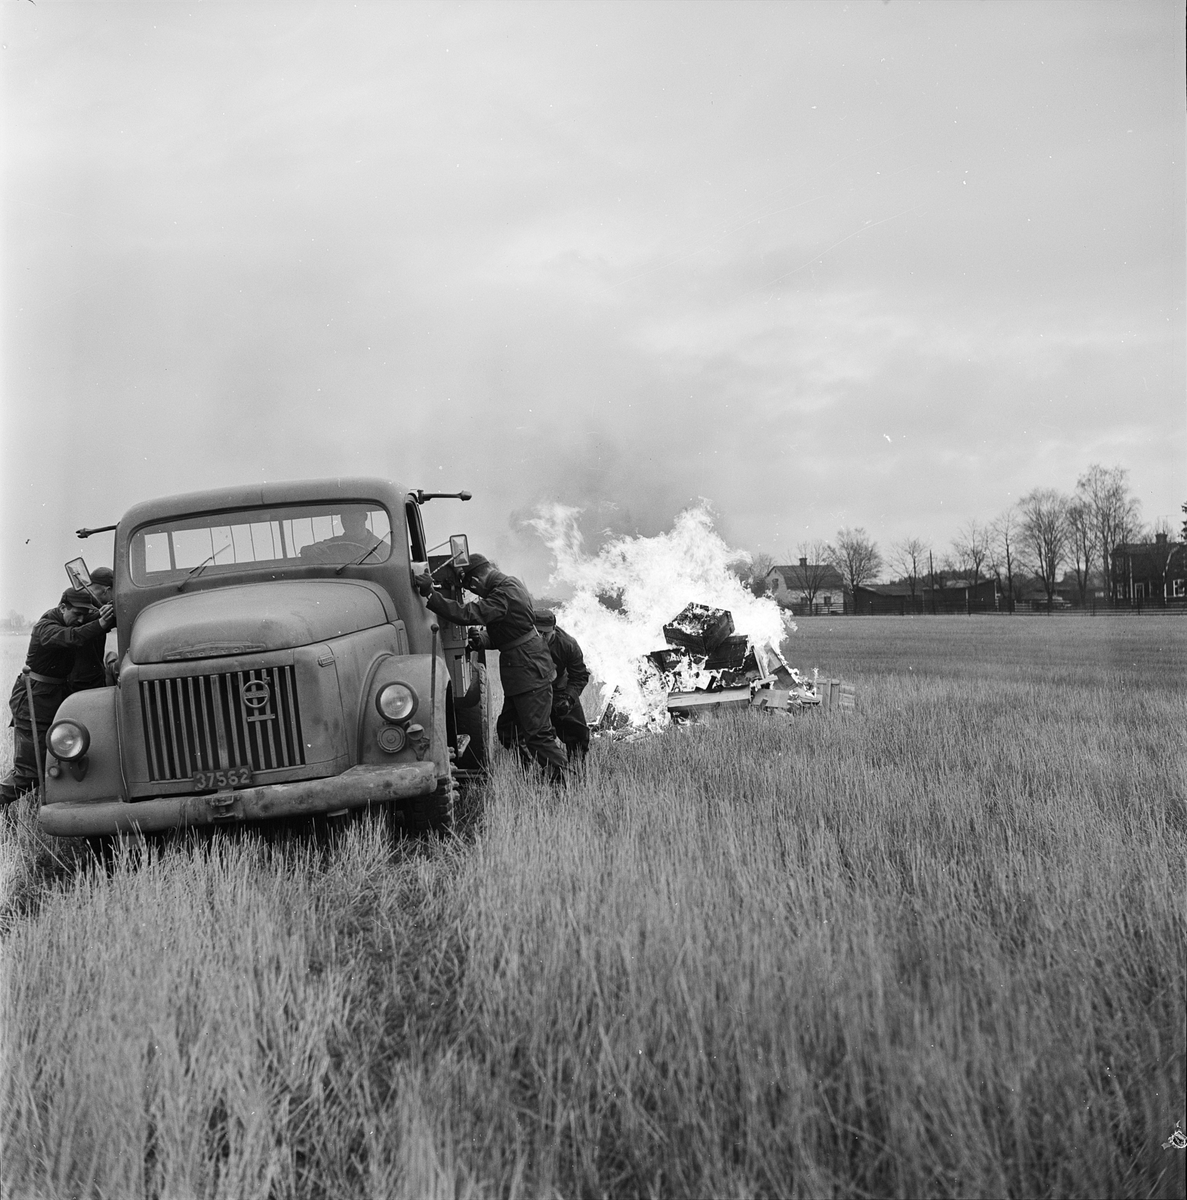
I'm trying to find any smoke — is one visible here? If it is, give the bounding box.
[528,501,796,726]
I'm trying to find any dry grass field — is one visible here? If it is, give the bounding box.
[1,616,1184,1199]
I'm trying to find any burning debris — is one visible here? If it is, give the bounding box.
[527,501,852,736]
[593,601,852,736]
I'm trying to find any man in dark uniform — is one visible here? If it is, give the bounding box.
[67,566,116,693]
[2,588,115,801]
[414,554,568,783]
[533,608,591,761]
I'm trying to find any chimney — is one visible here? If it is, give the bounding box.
[799,557,808,567]
[1155,532,1168,545]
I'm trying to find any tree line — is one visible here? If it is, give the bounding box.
[739,464,1185,610]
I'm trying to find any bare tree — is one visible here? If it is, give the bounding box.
[988,506,1027,613]
[830,528,883,606]
[930,551,958,594]
[733,551,775,597]
[951,519,990,593]
[1065,499,1096,607]
[890,537,928,602]
[791,540,835,613]
[1076,464,1141,605]
[1018,488,1070,611]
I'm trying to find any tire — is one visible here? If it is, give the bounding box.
[401,772,456,835]
[453,661,493,772]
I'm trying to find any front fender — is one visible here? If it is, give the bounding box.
[42,686,127,806]
[357,653,450,777]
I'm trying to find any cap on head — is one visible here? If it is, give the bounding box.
[61,588,94,610]
[89,567,114,586]
[533,608,557,628]
[461,553,491,584]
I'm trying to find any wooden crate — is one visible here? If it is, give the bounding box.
[662,603,735,656]
[817,678,856,711]
[704,634,749,671]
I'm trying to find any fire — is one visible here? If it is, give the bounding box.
[527,503,796,727]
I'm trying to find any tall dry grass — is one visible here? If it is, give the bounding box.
[1,618,1184,1198]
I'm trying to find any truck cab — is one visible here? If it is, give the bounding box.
[38,477,490,837]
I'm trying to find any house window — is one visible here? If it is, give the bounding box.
[823,594,832,607]
[1173,579,1185,598]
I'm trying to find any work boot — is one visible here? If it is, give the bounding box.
[0,773,35,803]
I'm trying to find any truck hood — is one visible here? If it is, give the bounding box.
[130,580,390,663]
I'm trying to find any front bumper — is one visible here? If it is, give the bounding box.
[37,762,439,837]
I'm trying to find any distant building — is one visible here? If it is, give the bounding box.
[1111,534,1187,607]
[850,581,920,615]
[853,578,999,615]
[765,559,847,615]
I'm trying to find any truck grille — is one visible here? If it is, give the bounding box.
[140,666,306,782]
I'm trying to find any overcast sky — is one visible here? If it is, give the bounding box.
[2,0,1183,616]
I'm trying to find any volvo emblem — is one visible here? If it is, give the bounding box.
[241,678,271,709]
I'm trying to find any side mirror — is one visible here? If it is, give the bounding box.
[65,557,92,591]
[449,535,470,568]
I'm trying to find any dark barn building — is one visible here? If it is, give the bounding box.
[852,578,999,615]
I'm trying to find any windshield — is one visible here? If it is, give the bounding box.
[130,502,394,585]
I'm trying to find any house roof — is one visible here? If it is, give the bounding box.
[853,581,914,597]
[766,563,846,589]
[1112,540,1185,559]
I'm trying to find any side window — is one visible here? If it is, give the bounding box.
[406,500,427,562]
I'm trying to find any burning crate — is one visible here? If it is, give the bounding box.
[645,647,689,675]
[662,603,734,656]
[703,634,749,673]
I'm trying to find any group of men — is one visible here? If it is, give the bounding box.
[3,550,587,800]
[415,553,590,784]
[2,569,117,802]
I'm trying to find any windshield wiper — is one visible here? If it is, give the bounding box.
[178,545,234,591]
[336,534,392,575]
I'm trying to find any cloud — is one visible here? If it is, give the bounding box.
[1,1,1183,615]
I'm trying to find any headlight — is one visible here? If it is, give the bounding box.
[48,720,90,761]
[375,682,417,722]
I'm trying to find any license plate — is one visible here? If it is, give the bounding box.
[192,766,253,791]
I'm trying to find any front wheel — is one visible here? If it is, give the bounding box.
[453,659,494,773]
[400,773,456,835]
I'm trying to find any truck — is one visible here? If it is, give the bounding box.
[37,477,493,838]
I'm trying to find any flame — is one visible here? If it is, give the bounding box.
[528,502,796,727]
